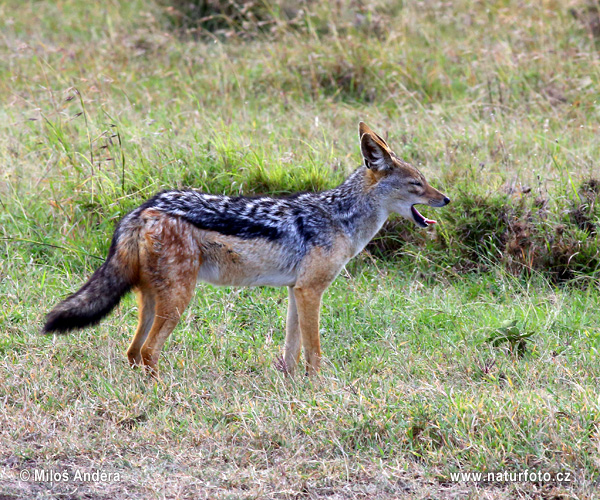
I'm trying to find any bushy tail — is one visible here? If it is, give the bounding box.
[43,230,138,334]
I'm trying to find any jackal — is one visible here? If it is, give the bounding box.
[43,122,450,377]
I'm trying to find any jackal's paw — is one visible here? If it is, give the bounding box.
[127,355,143,369]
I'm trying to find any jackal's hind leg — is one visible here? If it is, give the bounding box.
[140,284,195,378]
[127,290,156,368]
[136,211,202,377]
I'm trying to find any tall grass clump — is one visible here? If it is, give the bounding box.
[160,0,398,40]
[368,177,600,283]
[161,0,302,38]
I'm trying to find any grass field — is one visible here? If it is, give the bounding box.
[1,0,600,498]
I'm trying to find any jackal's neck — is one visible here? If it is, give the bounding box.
[322,166,389,253]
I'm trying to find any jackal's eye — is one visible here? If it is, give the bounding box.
[409,180,423,187]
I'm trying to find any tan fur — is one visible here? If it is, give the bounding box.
[288,236,352,374]
[363,167,383,190]
[127,209,203,375]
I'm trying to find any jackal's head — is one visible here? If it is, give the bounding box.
[359,122,450,227]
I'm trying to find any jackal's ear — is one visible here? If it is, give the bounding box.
[360,128,393,172]
[358,121,389,148]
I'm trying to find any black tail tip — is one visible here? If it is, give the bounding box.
[42,310,88,334]
[41,320,69,335]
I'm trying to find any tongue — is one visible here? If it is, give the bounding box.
[412,205,437,225]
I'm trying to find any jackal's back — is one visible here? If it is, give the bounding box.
[138,189,346,253]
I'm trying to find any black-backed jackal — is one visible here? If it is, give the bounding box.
[43,122,450,377]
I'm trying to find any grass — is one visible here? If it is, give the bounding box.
[4,268,600,498]
[1,0,600,498]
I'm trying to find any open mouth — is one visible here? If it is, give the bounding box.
[411,205,437,228]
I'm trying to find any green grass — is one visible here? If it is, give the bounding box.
[1,0,600,498]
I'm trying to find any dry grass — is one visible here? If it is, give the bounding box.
[2,270,600,499]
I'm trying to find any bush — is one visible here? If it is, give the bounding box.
[160,0,306,39]
[367,178,600,283]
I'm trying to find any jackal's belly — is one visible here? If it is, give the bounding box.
[196,235,299,287]
[197,262,296,287]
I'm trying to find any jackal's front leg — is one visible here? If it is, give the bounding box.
[293,286,324,376]
[281,286,301,375]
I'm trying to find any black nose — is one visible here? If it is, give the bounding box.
[443,196,451,205]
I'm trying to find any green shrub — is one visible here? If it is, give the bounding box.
[160,0,306,38]
[368,179,600,283]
